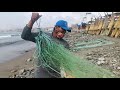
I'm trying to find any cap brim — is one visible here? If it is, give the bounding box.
[62,27,71,32]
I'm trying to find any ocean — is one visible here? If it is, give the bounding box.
[0,32,22,47]
[0,31,36,63]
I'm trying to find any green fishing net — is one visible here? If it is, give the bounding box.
[33,28,116,78]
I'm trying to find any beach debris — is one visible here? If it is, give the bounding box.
[97,60,105,65]
[19,69,26,75]
[117,67,120,70]
[98,57,105,61]
[25,50,29,52]
[86,56,92,60]
[9,67,35,78]
[28,67,34,71]
[11,69,17,73]
[26,58,32,62]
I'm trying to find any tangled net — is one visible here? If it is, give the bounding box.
[33,28,116,78]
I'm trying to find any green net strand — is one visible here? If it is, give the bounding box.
[33,28,116,78]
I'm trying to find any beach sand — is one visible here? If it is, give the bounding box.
[0,48,35,78]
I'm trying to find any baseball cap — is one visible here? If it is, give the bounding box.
[55,20,71,32]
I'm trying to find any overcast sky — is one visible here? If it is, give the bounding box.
[0,12,112,31]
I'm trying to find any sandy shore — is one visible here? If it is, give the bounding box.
[0,40,36,63]
[0,48,35,78]
[1,30,120,78]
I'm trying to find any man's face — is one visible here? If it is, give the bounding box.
[53,26,66,39]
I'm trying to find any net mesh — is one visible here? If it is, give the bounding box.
[33,28,116,78]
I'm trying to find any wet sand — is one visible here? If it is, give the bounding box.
[0,38,36,78]
[0,40,36,63]
[0,48,35,78]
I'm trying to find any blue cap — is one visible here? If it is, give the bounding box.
[55,20,71,32]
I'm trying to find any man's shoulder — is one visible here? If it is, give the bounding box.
[60,38,69,46]
[61,39,70,49]
[61,38,68,43]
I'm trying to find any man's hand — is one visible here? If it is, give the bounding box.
[27,13,42,28]
[31,13,42,23]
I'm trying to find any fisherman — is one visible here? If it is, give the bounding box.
[21,12,71,78]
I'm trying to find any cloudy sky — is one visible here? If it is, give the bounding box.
[0,12,112,31]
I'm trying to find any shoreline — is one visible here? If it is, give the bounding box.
[0,48,35,78]
[0,40,36,63]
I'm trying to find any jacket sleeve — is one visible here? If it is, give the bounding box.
[21,25,38,43]
[65,42,70,50]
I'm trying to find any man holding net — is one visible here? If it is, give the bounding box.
[21,13,71,78]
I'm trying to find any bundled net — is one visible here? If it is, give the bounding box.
[33,28,116,78]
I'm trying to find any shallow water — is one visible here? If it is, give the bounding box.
[0,31,36,63]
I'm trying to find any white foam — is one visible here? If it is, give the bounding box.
[0,35,11,39]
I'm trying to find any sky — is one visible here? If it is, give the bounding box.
[0,12,112,31]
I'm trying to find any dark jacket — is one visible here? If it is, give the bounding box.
[21,25,70,78]
[21,25,69,49]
